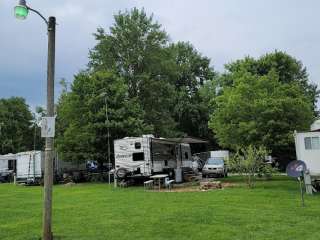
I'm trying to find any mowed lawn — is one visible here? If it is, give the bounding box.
[1,176,320,240]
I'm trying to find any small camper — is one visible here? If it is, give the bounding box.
[114,135,193,183]
[294,120,320,194]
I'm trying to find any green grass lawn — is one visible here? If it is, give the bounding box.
[1,176,320,240]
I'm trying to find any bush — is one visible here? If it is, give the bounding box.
[230,145,277,187]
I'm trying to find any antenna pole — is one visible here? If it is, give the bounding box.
[299,172,305,207]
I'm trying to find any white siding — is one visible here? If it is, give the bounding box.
[295,132,320,174]
[16,151,42,179]
[114,137,151,175]
[0,159,8,172]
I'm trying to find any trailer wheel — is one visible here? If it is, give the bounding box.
[115,168,128,179]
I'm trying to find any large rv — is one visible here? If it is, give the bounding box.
[114,135,193,183]
[294,120,320,194]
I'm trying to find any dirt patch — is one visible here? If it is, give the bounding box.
[155,181,239,192]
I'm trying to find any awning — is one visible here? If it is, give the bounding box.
[151,138,178,145]
[166,137,208,144]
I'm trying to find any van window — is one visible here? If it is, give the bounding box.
[135,142,141,149]
[305,137,320,150]
[185,152,189,159]
[132,152,144,161]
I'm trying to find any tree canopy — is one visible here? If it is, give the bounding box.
[56,8,216,162]
[0,97,34,154]
[56,71,149,164]
[220,51,319,113]
[209,69,315,168]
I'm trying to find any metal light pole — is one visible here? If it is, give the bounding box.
[99,92,111,185]
[14,1,56,239]
[0,122,4,154]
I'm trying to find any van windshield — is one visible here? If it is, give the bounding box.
[206,158,224,165]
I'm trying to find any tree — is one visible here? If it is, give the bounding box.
[0,97,34,154]
[209,70,314,169]
[89,8,169,98]
[89,8,180,137]
[88,9,218,139]
[56,71,150,164]
[168,42,216,140]
[220,51,319,113]
[230,145,273,188]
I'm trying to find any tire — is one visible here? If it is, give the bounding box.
[115,168,128,179]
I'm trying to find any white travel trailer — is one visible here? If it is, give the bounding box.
[0,153,16,181]
[294,120,320,194]
[114,135,193,182]
[0,151,43,182]
[0,151,86,183]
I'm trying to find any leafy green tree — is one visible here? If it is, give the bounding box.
[56,71,150,164]
[168,42,215,139]
[0,97,34,154]
[230,145,273,188]
[89,8,168,98]
[209,70,314,168]
[220,51,319,113]
[89,8,179,137]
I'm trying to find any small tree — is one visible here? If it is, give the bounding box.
[230,145,275,188]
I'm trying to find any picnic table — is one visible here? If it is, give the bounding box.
[150,174,168,191]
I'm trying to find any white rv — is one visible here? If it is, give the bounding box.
[294,120,320,194]
[0,151,43,183]
[0,153,16,181]
[0,151,86,183]
[114,135,193,182]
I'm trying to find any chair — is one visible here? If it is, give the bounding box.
[164,177,174,191]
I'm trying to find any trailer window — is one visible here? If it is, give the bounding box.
[305,137,320,150]
[135,142,141,149]
[132,152,144,161]
[8,160,16,171]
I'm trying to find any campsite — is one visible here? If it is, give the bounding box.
[2,1,320,240]
[1,176,320,240]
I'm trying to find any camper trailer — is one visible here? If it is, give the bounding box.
[0,153,16,182]
[294,120,320,194]
[0,151,86,184]
[0,151,43,183]
[114,135,193,183]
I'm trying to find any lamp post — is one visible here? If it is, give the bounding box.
[14,1,56,239]
[0,122,4,154]
[99,92,111,185]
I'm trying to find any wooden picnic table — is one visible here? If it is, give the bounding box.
[150,174,168,191]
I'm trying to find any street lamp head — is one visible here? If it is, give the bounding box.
[14,0,29,20]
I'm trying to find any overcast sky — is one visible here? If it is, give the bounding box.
[1,0,320,110]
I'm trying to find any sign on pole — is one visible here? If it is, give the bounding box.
[41,117,55,138]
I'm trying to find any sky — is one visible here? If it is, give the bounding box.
[1,0,320,110]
